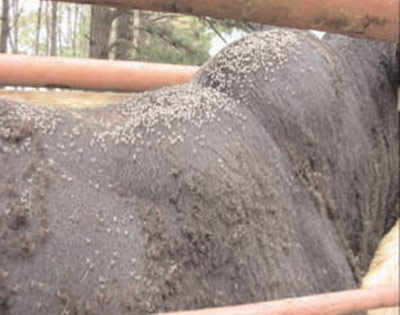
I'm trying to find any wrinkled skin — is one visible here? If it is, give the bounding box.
[0,29,398,314]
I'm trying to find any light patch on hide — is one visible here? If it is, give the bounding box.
[362,220,399,314]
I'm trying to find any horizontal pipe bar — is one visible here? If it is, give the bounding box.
[0,54,198,92]
[47,0,399,42]
[161,285,399,315]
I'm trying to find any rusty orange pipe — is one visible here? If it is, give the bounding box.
[161,285,399,315]
[0,53,198,92]
[48,0,399,42]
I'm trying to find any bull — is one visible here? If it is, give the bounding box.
[0,29,398,314]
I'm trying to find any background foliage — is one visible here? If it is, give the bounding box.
[0,0,256,65]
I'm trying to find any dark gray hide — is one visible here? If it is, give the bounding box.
[0,29,398,314]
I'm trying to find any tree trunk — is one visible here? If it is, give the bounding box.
[72,4,79,56]
[35,0,43,54]
[50,1,58,56]
[58,17,63,56]
[11,0,18,53]
[133,9,140,49]
[57,4,63,56]
[66,3,72,52]
[115,10,133,60]
[89,6,116,59]
[45,1,50,54]
[0,0,10,52]
[79,6,89,57]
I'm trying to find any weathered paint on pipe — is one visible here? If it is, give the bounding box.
[161,285,400,315]
[0,54,198,92]
[47,0,399,42]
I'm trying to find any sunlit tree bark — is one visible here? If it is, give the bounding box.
[0,0,10,52]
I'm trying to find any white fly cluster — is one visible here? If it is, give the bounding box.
[90,30,299,155]
[1,29,299,160]
[91,83,245,152]
[0,101,60,139]
[196,29,300,93]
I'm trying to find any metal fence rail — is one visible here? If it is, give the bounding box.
[47,0,399,42]
[161,285,399,315]
[0,53,198,92]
